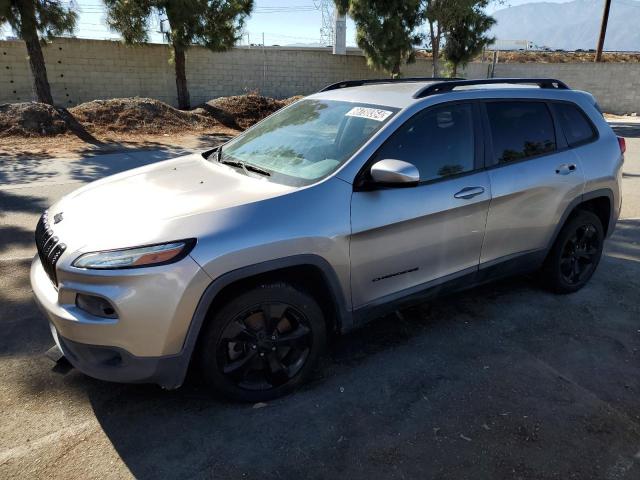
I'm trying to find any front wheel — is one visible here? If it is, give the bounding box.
[198,283,326,402]
[541,210,604,294]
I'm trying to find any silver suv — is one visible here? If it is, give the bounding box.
[31,78,624,401]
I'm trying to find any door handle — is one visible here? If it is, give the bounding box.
[454,186,485,199]
[555,163,577,175]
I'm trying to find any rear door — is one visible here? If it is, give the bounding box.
[350,102,491,308]
[480,100,585,265]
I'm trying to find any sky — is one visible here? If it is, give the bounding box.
[0,0,576,46]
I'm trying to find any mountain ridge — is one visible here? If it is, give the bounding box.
[491,0,640,51]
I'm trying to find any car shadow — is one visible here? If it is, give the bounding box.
[0,189,49,259]
[72,220,640,479]
[0,258,52,357]
[82,276,537,478]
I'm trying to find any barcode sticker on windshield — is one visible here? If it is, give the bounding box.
[346,107,392,122]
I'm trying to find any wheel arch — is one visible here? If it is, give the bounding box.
[547,188,614,252]
[577,194,612,236]
[172,255,352,384]
[200,259,350,334]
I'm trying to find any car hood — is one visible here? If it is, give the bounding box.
[49,153,295,252]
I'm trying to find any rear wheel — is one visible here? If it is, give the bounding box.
[198,283,326,402]
[541,210,604,293]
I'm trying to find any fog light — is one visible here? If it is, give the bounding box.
[76,294,118,319]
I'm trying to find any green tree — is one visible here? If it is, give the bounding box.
[422,0,455,77]
[441,0,495,77]
[104,0,253,110]
[0,0,77,105]
[335,0,422,78]
[422,0,496,78]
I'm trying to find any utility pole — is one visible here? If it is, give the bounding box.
[158,17,170,44]
[333,13,346,55]
[595,0,612,62]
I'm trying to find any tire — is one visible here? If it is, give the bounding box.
[541,209,604,294]
[198,283,326,402]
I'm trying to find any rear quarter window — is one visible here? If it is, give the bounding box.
[486,101,556,164]
[553,102,597,147]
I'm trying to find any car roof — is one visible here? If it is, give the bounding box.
[308,81,438,108]
[307,78,582,109]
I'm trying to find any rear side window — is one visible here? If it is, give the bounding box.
[486,102,556,164]
[374,103,475,182]
[554,102,597,147]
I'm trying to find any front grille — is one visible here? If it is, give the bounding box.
[35,212,66,286]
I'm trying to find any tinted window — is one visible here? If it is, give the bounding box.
[375,103,475,182]
[554,103,597,147]
[486,102,556,164]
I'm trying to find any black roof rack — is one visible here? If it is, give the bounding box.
[413,78,570,98]
[319,77,464,93]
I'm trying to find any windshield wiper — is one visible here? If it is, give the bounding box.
[243,163,271,176]
[218,157,271,177]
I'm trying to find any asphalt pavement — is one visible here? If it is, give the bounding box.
[1,123,639,479]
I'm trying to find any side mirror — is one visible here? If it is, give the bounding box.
[370,159,420,186]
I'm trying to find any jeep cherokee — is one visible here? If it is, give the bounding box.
[31,78,624,401]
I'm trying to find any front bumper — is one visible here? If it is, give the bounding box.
[47,325,187,388]
[30,254,211,388]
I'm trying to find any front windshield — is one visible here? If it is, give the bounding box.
[219,99,398,186]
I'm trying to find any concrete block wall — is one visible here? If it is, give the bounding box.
[0,38,436,107]
[490,63,640,114]
[1,38,639,113]
[1,39,183,106]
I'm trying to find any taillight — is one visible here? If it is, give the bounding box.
[618,136,626,154]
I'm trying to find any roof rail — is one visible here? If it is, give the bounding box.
[319,77,463,93]
[413,78,570,99]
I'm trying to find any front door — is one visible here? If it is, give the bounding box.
[349,102,491,309]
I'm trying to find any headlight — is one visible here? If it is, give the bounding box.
[73,239,196,269]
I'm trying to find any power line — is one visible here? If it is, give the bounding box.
[75,5,320,13]
[53,0,328,46]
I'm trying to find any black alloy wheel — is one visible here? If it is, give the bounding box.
[218,302,312,391]
[559,223,600,286]
[199,283,326,402]
[542,209,604,294]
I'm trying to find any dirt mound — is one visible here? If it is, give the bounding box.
[1,94,302,139]
[282,95,303,106]
[415,50,640,64]
[0,102,68,136]
[69,97,215,134]
[492,51,640,64]
[204,93,302,130]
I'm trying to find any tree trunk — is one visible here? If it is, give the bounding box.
[391,61,400,79]
[173,44,190,110]
[429,21,440,77]
[17,0,54,105]
[432,42,440,77]
[452,63,458,78]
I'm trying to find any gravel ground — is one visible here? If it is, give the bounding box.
[0,124,639,479]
